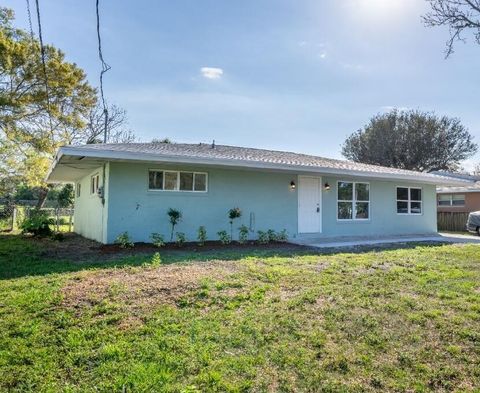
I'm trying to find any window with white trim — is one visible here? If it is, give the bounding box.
[397,187,422,214]
[90,174,100,194]
[148,170,207,192]
[438,194,465,207]
[76,183,81,198]
[337,181,370,220]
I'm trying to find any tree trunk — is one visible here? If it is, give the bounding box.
[36,187,49,209]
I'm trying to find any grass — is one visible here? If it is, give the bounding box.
[0,235,479,391]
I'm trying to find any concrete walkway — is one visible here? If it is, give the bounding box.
[290,232,480,249]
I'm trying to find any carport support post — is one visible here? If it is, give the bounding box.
[56,208,60,232]
[11,206,17,231]
[69,210,73,232]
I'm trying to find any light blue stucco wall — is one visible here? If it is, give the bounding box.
[98,162,437,244]
[106,162,298,243]
[319,176,437,237]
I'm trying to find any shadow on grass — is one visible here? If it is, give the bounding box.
[0,233,452,280]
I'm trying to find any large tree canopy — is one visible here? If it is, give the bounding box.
[341,110,477,172]
[0,8,134,201]
[423,0,480,57]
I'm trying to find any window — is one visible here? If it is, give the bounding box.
[397,187,422,214]
[76,183,81,198]
[148,170,208,192]
[90,174,100,194]
[438,194,465,207]
[337,181,370,220]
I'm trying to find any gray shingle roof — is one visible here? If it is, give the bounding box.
[54,142,469,185]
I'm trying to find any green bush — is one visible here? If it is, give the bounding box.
[20,210,53,237]
[238,225,249,244]
[175,232,186,247]
[257,230,270,244]
[197,226,207,246]
[217,230,231,245]
[114,232,134,248]
[277,229,289,243]
[150,233,165,248]
[267,229,277,242]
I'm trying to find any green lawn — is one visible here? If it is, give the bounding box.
[0,235,479,392]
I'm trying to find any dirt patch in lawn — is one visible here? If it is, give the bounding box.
[61,260,241,324]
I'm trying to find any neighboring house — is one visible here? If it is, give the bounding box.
[46,143,466,244]
[435,172,480,213]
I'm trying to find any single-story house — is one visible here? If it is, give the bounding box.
[436,172,480,213]
[46,142,467,244]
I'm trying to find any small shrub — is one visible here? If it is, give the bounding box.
[175,232,186,247]
[257,230,270,244]
[217,230,231,245]
[267,229,277,242]
[228,207,242,240]
[167,208,182,241]
[197,226,207,246]
[20,210,53,237]
[238,225,249,244]
[150,233,165,248]
[114,232,134,248]
[151,252,162,266]
[277,229,289,243]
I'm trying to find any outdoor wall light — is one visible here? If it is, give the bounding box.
[290,180,296,190]
[324,182,331,190]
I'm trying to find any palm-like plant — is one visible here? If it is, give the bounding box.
[228,207,242,240]
[167,208,182,241]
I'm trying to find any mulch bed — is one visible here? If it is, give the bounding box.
[100,240,306,254]
[31,233,309,262]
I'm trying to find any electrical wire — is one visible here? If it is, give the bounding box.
[25,0,35,39]
[96,0,111,143]
[34,0,54,134]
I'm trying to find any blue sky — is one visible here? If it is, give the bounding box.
[5,0,480,168]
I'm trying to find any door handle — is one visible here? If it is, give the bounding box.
[316,207,320,213]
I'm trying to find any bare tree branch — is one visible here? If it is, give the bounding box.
[423,0,480,57]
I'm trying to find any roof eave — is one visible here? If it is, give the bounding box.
[49,146,469,186]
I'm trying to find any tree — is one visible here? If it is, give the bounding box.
[423,0,480,57]
[342,109,477,172]
[0,8,96,205]
[85,103,136,144]
[151,138,173,144]
[0,8,136,205]
[57,184,74,208]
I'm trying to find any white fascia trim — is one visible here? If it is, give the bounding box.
[52,146,470,186]
[437,188,480,194]
[45,150,64,182]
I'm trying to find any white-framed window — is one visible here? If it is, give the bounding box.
[76,183,81,198]
[337,181,370,220]
[148,170,208,192]
[438,194,465,207]
[90,174,100,194]
[397,187,422,215]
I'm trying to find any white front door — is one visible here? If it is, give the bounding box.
[298,176,322,233]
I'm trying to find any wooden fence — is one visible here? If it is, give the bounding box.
[437,212,469,232]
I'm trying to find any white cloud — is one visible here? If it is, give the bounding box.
[318,51,327,59]
[200,67,224,80]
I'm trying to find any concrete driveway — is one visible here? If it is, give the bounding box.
[291,232,480,249]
